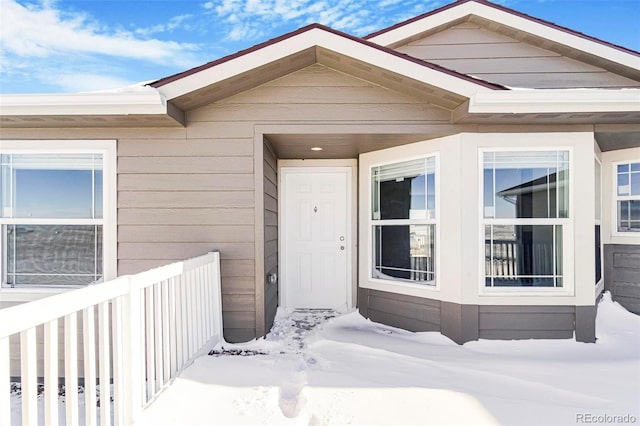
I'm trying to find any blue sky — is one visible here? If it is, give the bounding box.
[1,0,638,94]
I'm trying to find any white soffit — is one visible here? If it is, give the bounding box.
[155,27,496,101]
[0,89,168,116]
[468,89,640,114]
[367,1,640,72]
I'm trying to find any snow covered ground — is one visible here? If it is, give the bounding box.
[135,293,640,426]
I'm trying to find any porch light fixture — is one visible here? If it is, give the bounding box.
[311,147,323,151]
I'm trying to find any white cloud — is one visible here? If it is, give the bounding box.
[0,0,455,93]
[0,0,200,67]
[49,73,136,93]
[206,0,446,41]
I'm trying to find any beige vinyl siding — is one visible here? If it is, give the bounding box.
[187,64,452,125]
[395,22,640,89]
[264,140,279,334]
[117,133,257,343]
[1,63,474,343]
[181,64,452,339]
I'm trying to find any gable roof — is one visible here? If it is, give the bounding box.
[150,24,503,91]
[149,23,505,110]
[1,0,639,129]
[366,0,640,74]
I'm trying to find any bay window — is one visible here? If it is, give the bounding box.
[371,156,437,285]
[1,148,110,288]
[615,161,640,232]
[482,151,569,288]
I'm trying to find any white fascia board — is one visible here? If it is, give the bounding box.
[367,2,476,47]
[0,89,168,116]
[468,89,640,113]
[369,1,640,71]
[156,28,490,100]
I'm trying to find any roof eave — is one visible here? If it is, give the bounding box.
[366,0,640,72]
[0,90,186,126]
[151,25,504,103]
[467,89,640,114]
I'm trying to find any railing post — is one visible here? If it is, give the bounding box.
[210,251,224,343]
[122,277,144,425]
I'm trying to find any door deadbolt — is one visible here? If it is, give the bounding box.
[339,236,345,241]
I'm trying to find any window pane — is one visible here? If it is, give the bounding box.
[373,224,435,284]
[484,224,561,287]
[94,168,103,219]
[5,225,102,286]
[618,173,629,196]
[484,225,492,279]
[631,163,640,172]
[1,154,103,219]
[484,151,568,219]
[618,164,629,173]
[618,200,640,232]
[372,158,435,220]
[631,172,640,196]
[483,168,494,218]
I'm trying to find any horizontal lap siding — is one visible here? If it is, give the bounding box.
[184,64,450,340]
[395,23,640,89]
[360,289,441,332]
[264,141,279,334]
[604,244,640,315]
[117,132,257,342]
[3,64,456,344]
[478,306,575,339]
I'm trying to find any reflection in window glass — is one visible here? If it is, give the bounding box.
[1,154,103,219]
[5,225,103,286]
[484,224,562,287]
[616,162,640,232]
[618,200,640,231]
[371,156,437,286]
[373,225,435,283]
[1,152,105,287]
[372,158,436,220]
[483,151,569,219]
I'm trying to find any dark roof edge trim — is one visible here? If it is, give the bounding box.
[364,0,640,58]
[149,23,506,91]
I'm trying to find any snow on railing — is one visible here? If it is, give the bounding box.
[0,251,223,426]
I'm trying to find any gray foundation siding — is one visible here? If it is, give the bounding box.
[604,244,640,315]
[358,288,595,343]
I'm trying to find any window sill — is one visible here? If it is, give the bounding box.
[479,287,573,297]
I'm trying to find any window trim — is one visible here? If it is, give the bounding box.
[0,140,117,289]
[611,159,640,237]
[478,147,575,296]
[368,152,440,291]
[595,155,604,295]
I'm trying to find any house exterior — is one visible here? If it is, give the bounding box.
[1,0,639,344]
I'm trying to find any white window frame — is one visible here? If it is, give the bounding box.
[478,147,574,296]
[612,159,640,236]
[368,153,440,290]
[0,140,117,289]
[594,155,604,296]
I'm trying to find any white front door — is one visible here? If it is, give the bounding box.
[281,168,350,309]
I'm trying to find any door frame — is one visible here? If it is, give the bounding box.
[278,160,357,310]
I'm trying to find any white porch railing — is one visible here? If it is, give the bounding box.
[0,251,223,426]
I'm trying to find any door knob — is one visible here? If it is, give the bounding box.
[340,246,345,250]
